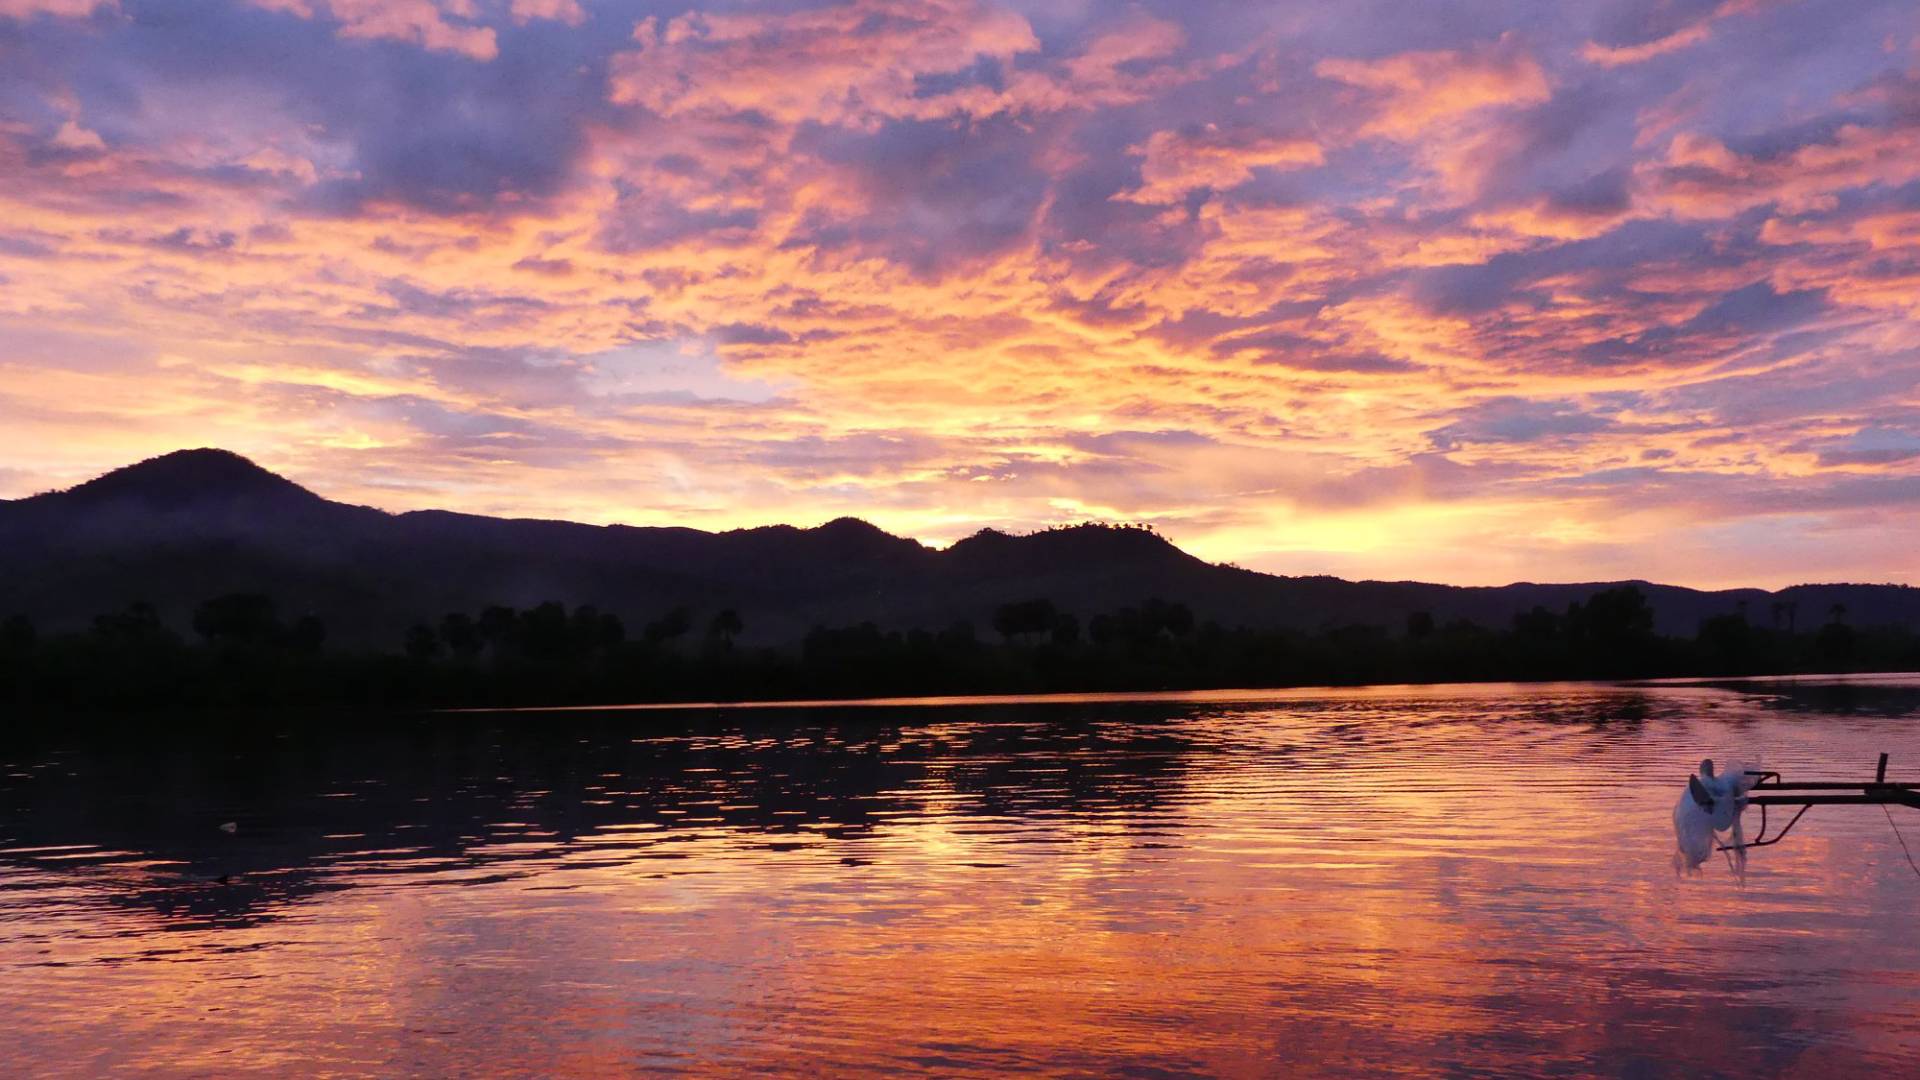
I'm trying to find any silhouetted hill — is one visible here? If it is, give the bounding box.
[43,448,324,512]
[4,450,1918,647]
[3,449,385,548]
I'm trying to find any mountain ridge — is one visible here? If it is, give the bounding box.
[3,449,1915,645]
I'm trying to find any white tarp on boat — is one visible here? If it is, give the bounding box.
[1673,758,1759,874]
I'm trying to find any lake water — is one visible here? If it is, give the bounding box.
[4,677,1920,1077]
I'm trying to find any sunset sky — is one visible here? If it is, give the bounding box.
[2,0,1918,587]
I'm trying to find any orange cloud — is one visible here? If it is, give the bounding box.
[1314,40,1552,207]
[1581,24,1713,68]
[1120,127,1324,204]
[1316,41,1550,141]
[1640,126,1920,218]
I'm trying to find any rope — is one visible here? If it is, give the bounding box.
[1883,804,1920,880]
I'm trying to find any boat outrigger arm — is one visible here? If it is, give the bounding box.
[1714,753,1920,852]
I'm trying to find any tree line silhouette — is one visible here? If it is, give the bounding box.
[3,585,1916,711]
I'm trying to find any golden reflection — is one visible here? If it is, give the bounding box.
[6,685,1920,1074]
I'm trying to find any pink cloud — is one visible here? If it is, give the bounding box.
[0,0,112,15]
[509,0,584,27]
[48,119,106,152]
[1579,0,1768,68]
[246,0,499,60]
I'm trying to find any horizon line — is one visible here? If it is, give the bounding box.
[5,447,1915,597]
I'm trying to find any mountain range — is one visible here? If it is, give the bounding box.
[3,448,1916,647]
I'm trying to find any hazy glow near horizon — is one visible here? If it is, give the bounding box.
[3,0,1919,587]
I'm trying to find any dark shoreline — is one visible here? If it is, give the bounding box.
[8,585,1917,714]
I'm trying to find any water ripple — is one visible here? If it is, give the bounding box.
[3,677,1920,1076]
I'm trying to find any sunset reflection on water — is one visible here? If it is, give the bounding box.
[4,679,1920,1076]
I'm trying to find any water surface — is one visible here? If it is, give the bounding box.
[5,678,1920,1076]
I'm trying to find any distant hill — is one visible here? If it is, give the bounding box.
[3,448,1917,647]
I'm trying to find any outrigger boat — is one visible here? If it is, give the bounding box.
[1692,753,1920,852]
